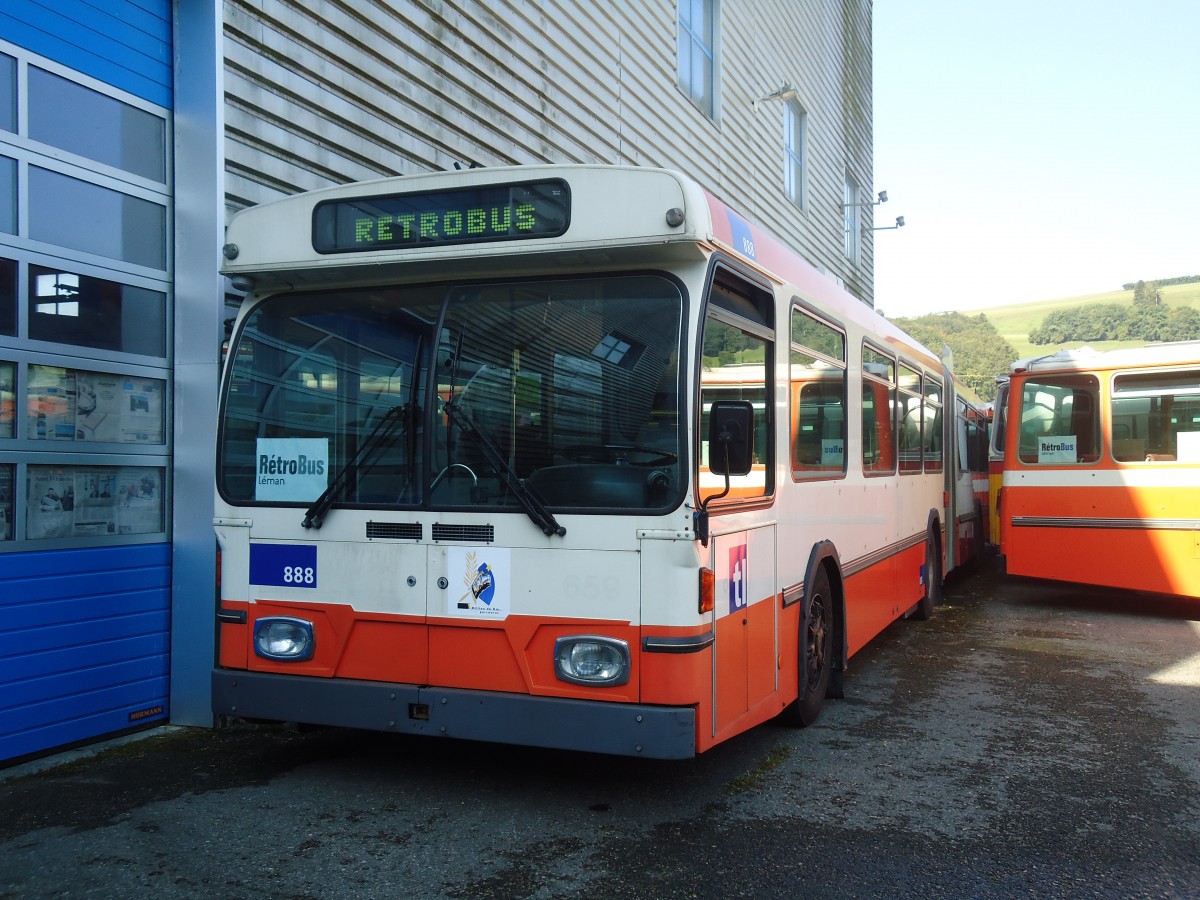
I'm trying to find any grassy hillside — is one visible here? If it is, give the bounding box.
[978,283,1200,359]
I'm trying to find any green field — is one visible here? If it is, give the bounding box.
[977,282,1200,359]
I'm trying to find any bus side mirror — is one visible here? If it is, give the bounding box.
[708,400,754,476]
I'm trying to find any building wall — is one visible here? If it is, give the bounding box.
[222,0,875,302]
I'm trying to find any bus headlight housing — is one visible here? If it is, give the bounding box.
[554,636,630,686]
[253,617,315,661]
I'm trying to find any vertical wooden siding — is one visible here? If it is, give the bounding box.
[222,0,874,303]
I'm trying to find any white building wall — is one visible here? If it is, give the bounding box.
[222,0,874,302]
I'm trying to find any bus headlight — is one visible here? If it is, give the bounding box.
[253,617,315,661]
[554,636,630,686]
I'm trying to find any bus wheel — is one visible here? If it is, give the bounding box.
[914,530,941,621]
[782,566,833,727]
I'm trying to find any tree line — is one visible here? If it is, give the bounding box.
[1029,300,1200,345]
[1121,275,1200,291]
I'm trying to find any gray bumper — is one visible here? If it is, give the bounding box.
[213,669,697,759]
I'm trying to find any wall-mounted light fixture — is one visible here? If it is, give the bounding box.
[752,82,799,112]
[843,189,888,209]
[873,216,905,231]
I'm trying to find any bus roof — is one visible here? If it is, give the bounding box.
[1009,341,1200,375]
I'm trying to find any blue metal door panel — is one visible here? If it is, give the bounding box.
[0,544,171,764]
[0,0,171,107]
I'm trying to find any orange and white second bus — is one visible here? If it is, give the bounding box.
[997,342,1200,599]
[213,164,971,758]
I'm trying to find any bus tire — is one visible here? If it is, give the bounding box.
[782,565,833,727]
[913,529,941,621]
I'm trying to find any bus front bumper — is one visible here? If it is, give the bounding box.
[212,669,697,759]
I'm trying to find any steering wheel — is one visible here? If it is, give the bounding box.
[561,444,678,467]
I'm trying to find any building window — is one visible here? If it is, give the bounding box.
[29,167,166,271]
[785,99,807,209]
[28,67,167,183]
[843,174,861,264]
[677,0,717,117]
[28,365,166,444]
[0,53,14,134]
[0,155,13,236]
[26,464,165,540]
[28,264,166,357]
[0,256,14,336]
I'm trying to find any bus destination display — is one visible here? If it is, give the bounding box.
[312,179,570,253]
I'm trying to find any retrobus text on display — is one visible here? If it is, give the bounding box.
[312,179,570,254]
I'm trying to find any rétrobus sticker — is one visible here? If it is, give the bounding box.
[255,438,329,501]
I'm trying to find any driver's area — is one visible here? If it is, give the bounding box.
[430,275,684,512]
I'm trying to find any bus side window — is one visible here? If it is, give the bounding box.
[1017,376,1099,464]
[698,271,774,502]
[1112,369,1200,463]
[862,345,896,474]
[789,307,846,480]
[1070,391,1098,461]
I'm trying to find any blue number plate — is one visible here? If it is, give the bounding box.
[249,544,317,589]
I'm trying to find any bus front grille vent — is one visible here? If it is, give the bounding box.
[366,521,423,540]
[432,524,495,543]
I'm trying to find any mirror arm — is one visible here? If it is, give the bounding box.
[695,441,733,547]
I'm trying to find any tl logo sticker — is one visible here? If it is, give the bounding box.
[729,543,748,613]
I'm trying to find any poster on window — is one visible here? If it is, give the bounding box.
[75,373,165,443]
[0,466,12,541]
[26,466,164,539]
[26,467,77,539]
[27,366,76,441]
[0,363,13,439]
[27,367,165,444]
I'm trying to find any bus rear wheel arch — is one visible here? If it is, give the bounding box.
[912,519,943,621]
[781,560,839,727]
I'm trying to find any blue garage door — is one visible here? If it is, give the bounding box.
[0,0,173,765]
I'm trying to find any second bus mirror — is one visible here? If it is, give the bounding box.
[707,400,755,476]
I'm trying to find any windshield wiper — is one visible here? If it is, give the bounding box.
[442,399,566,537]
[302,403,414,530]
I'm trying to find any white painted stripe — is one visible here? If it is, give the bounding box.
[1003,468,1200,489]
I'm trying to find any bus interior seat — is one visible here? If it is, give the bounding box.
[1113,438,1147,461]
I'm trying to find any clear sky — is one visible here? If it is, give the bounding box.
[871,0,1200,319]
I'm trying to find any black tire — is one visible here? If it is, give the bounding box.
[781,565,833,727]
[913,530,941,621]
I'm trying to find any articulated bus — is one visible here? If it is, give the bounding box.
[988,375,1009,549]
[213,165,970,758]
[947,383,991,569]
[997,342,1200,599]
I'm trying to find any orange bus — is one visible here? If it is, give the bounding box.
[998,342,1200,598]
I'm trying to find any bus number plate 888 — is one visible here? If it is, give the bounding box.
[249,544,318,589]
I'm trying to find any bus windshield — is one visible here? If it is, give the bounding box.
[217,274,684,514]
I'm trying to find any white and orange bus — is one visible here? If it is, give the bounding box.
[997,342,1200,599]
[213,165,964,758]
